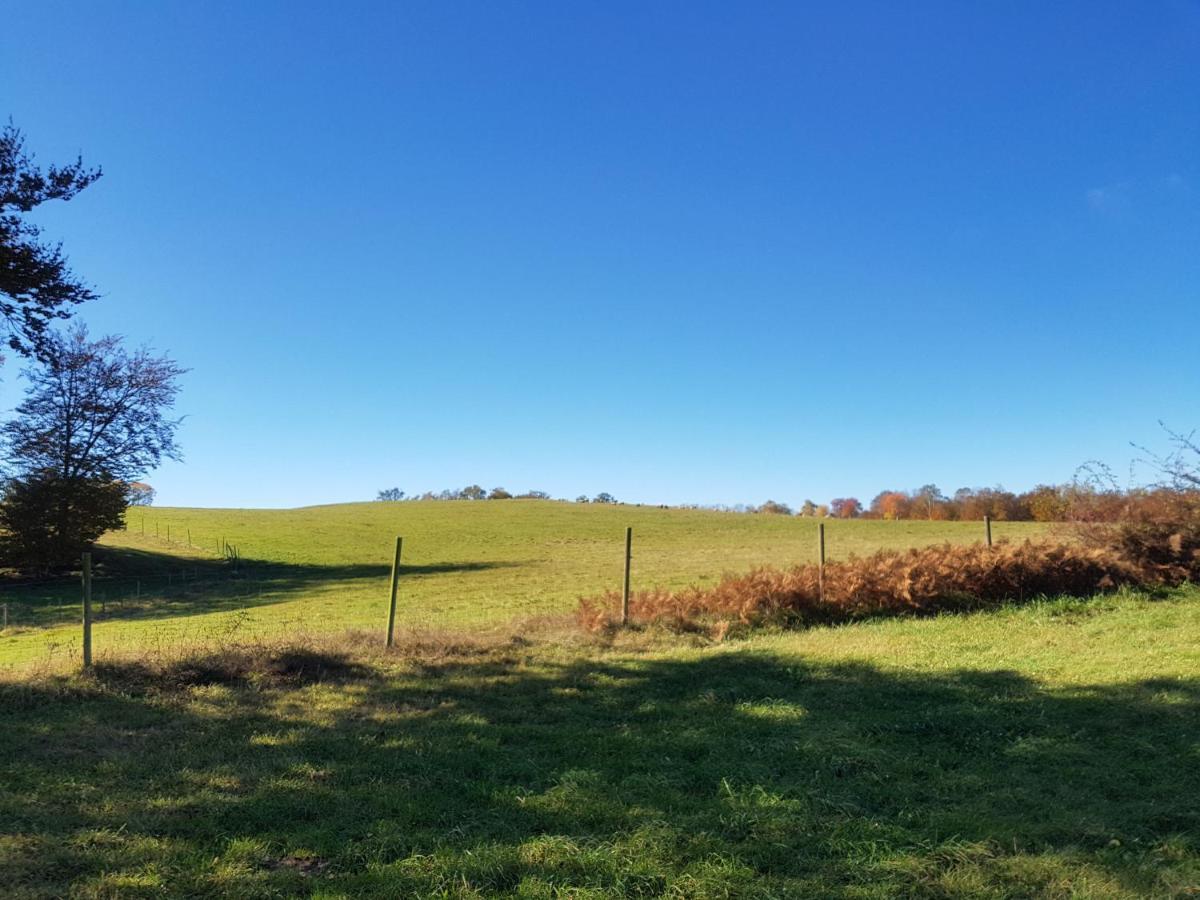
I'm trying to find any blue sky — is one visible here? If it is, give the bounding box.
[2,1,1197,508]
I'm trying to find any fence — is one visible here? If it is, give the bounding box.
[1,516,1001,672]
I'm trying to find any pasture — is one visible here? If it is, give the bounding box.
[2,502,1197,896]
[2,585,1197,897]
[0,501,1048,668]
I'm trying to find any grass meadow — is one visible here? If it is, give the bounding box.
[3,502,1197,897]
[0,501,1047,668]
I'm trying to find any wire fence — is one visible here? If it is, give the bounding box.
[1,516,1007,671]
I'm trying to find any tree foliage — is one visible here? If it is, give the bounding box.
[0,124,101,361]
[0,473,126,572]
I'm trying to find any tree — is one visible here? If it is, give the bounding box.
[517,489,550,500]
[128,482,156,506]
[487,487,512,500]
[799,499,818,517]
[460,484,486,500]
[815,504,829,518]
[0,326,184,570]
[913,484,945,520]
[757,499,793,515]
[1,124,102,361]
[575,495,590,503]
[870,490,909,520]
[593,492,617,504]
[376,487,404,502]
[1020,484,1068,522]
[830,497,863,518]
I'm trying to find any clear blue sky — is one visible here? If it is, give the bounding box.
[2,2,1197,508]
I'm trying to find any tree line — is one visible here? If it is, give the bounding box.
[377,486,618,504]
[751,483,1159,521]
[375,476,1200,525]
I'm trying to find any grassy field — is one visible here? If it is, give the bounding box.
[0,501,1048,668]
[2,586,1197,898]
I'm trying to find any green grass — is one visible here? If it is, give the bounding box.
[0,501,1048,667]
[2,586,1197,898]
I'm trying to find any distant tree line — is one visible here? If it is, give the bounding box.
[753,481,1198,522]
[377,486,561,502]
[373,477,1197,525]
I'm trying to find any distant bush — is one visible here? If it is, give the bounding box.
[488,487,513,500]
[517,490,550,500]
[578,535,1198,634]
[593,493,617,504]
[756,500,793,515]
[376,487,405,502]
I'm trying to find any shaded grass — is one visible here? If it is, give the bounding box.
[2,586,1198,898]
[0,501,1048,667]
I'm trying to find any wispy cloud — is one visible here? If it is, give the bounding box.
[1084,174,1189,214]
[1085,183,1127,213]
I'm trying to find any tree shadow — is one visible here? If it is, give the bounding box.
[1,647,1196,896]
[0,546,517,629]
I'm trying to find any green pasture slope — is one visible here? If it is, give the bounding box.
[0,501,1047,667]
[2,587,1198,897]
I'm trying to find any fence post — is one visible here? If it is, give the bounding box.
[187,528,191,547]
[385,536,403,647]
[621,526,632,625]
[817,522,826,602]
[167,524,170,542]
[984,515,993,547]
[82,552,93,670]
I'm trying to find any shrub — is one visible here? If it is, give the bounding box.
[576,539,1171,634]
[1072,489,1200,583]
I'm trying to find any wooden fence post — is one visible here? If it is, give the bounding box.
[82,552,93,670]
[984,515,993,547]
[817,522,826,602]
[621,526,632,625]
[385,536,403,647]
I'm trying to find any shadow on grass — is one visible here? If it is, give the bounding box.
[1,647,1197,897]
[0,546,517,629]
